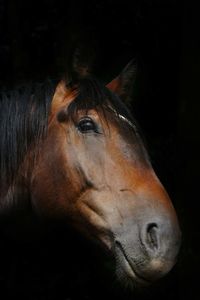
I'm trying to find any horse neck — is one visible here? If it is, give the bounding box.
[0,182,30,215]
[0,161,32,216]
[0,141,40,216]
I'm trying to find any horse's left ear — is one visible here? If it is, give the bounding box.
[71,46,95,79]
[106,60,137,102]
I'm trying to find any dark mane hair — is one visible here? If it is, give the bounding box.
[0,75,138,194]
[67,75,135,124]
[0,79,58,190]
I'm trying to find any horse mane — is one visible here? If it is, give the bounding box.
[0,75,138,194]
[0,79,58,190]
[67,75,135,125]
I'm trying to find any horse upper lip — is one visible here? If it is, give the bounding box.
[115,241,151,284]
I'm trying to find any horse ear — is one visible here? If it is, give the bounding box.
[106,60,137,102]
[71,47,95,79]
[72,48,90,77]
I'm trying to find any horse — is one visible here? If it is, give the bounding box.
[0,60,181,289]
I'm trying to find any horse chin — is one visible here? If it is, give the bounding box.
[114,245,151,288]
[113,241,177,290]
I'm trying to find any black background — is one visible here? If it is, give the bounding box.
[0,0,200,299]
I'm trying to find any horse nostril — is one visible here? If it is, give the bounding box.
[146,223,159,252]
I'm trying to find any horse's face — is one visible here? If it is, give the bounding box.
[31,74,181,287]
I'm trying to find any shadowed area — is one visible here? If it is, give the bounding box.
[0,0,199,299]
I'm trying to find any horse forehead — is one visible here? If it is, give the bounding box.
[51,80,77,115]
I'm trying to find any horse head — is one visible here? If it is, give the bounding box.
[30,61,181,287]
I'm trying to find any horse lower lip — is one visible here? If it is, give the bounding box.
[115,242,151,285]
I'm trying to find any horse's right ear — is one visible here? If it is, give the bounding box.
[106,60,137,102]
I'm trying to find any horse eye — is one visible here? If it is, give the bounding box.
[78,117,98,133]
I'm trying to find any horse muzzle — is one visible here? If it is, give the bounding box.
[112,206,181,286]
[77,188,181,287]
